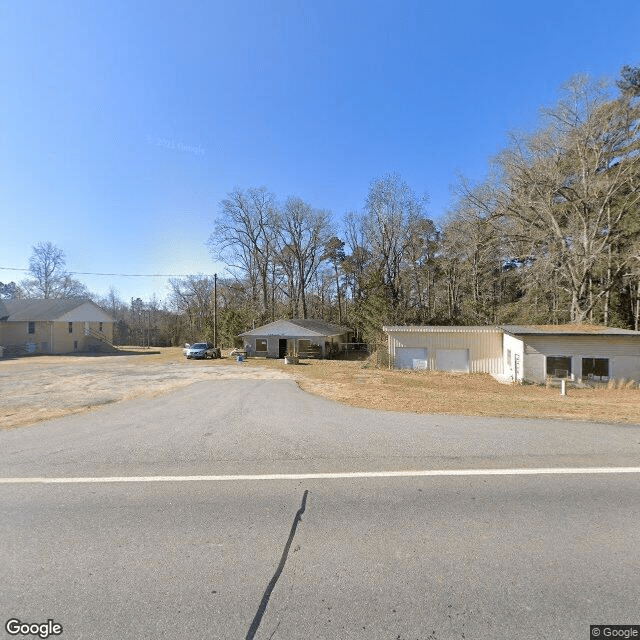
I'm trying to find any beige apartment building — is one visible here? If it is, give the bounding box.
[0,299,114,355]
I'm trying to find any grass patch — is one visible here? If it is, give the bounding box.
[242,356,640,424]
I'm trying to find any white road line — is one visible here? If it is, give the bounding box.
[0,467,640,484]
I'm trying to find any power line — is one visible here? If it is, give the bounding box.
[0,267,199,278]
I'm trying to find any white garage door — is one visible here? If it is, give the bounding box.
[435,349,469,373]
[395,347,428,369]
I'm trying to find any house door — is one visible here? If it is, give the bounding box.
[279,339,288,358]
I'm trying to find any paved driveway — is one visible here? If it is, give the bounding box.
[2,380,639,639]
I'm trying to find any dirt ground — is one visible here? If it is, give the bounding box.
[1,347,640,429]
[0,347,291,429]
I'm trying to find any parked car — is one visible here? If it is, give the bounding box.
[185,342,219,359]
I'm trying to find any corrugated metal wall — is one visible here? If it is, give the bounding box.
[385,327,504,374]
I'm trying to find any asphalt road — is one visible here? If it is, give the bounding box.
[2,379,640,640]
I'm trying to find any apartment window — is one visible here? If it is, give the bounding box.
[28,321,35,334]
[546,356,572,378]
[68,322,73,333]
[582,357,609,379]
[255,339,267,353]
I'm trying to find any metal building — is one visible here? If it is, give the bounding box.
[383,326,504,375]
[384,324,640,384]
[502,325,640,384]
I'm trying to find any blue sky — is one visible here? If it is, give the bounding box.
[1,0,639,303]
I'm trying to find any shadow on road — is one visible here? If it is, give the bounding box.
[245,489,309,640]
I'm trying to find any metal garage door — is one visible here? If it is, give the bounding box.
[395,347,428,369]
[435,349,470,373]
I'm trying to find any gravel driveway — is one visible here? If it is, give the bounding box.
[0,351,291,429]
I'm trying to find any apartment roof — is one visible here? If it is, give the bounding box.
[2,299,107,321]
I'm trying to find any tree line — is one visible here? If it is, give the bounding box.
[204,67,639,341]
[3,66,638,347]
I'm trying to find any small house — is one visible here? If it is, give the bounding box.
[239,319,353,359]
[0,299,115,355]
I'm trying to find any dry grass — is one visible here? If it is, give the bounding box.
[2,347,639,428]
[250,358,640,424]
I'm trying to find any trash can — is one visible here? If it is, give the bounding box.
[236,354,244,363]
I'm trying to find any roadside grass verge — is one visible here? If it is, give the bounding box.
[243,356,640,424]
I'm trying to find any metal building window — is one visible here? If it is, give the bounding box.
[255,339,267,353]
[546,356,571,378]
[68,322,73,333]
[582,357,609,380]
[28,321,35,334]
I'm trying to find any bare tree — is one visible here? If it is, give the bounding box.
[209,187,277,321]
[274,197,332,318]
[322,236,346,324]
[0,281,22,299]
[168,275,216,340]
[492,75,640,323]
[21,241,88,298]
[363,173,431,321]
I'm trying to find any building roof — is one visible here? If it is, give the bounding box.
[2,299,111,322]
[501,324,640,337]
[383,325,502,333]
[240,318,352,338]
[383,324,640,337]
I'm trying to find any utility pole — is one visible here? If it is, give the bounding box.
[213,273,218,348]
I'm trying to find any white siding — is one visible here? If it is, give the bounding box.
[523,353,546,383]
[503,334,525,382]
[519,335,640,383]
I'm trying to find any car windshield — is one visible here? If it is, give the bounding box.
[190,344,207,349]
